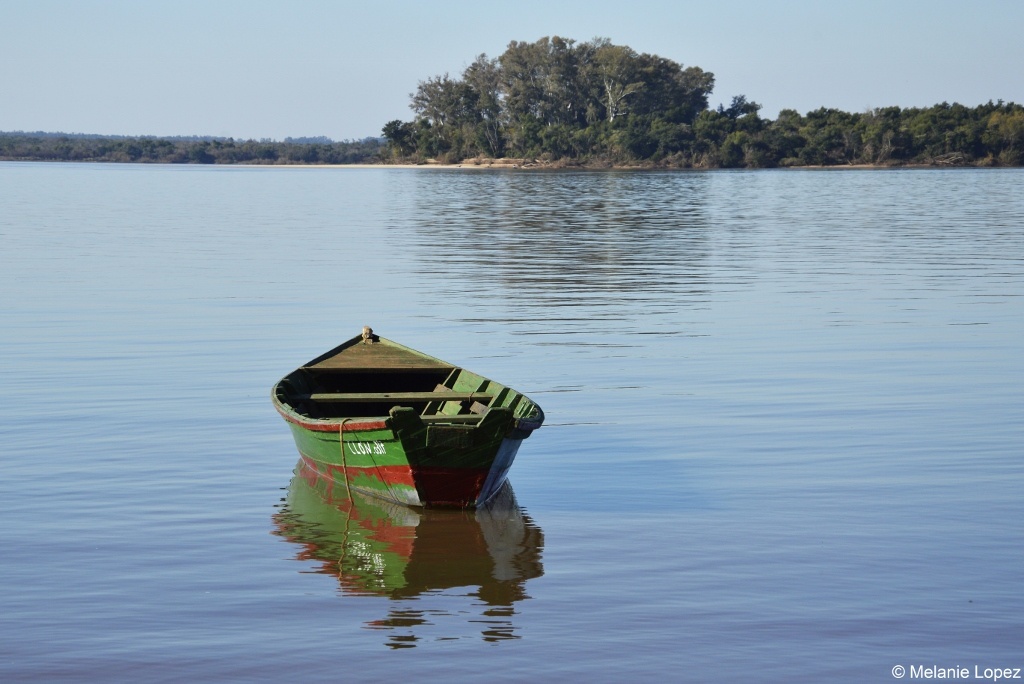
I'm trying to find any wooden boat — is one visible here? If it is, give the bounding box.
[272,328,544,508]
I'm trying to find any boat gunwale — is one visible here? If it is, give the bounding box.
[272,395,544,434]
[272,401,388,432]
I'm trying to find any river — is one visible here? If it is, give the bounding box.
[1,163,1022,682]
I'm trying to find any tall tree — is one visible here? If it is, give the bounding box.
[409,74,481,158]
[499,38,550,124]
[631,55,714,124]
[462,54,504,156]
[382,120,416,158]
[591,42,645,121]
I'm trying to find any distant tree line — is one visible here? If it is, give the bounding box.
[383,36,1024,168]
[0,133,384,164]
[5,36,1022,169]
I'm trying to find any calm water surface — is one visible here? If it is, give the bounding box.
[1,163,1022,682]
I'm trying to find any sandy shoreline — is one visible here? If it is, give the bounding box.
[250,156,965,171]
[259,158,550,170]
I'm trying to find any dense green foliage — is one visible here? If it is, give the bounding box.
[0,133,384,164]
[384,36,1024,168]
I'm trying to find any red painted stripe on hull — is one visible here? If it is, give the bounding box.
[299,453,495,507]
[299,453,417,489]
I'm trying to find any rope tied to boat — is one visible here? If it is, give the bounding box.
[339,416,401,506]
[337,418,354,577]
[338,418,353,501]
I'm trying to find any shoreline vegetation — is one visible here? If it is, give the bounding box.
[3,36,1023,169]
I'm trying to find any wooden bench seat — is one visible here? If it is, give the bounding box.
[420,414,484,424]
[305,391,494,403]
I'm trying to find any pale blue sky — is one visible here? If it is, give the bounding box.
[2,0,1022,140]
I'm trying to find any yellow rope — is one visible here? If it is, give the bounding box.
[341,417,400,505]
[338,418,353,501]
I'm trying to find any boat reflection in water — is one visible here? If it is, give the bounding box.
[273,459,544,647]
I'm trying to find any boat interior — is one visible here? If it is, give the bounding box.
[274,335,538,426]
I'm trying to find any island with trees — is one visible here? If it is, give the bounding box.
[3,36,1022,168]
[382,36,1023,168]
